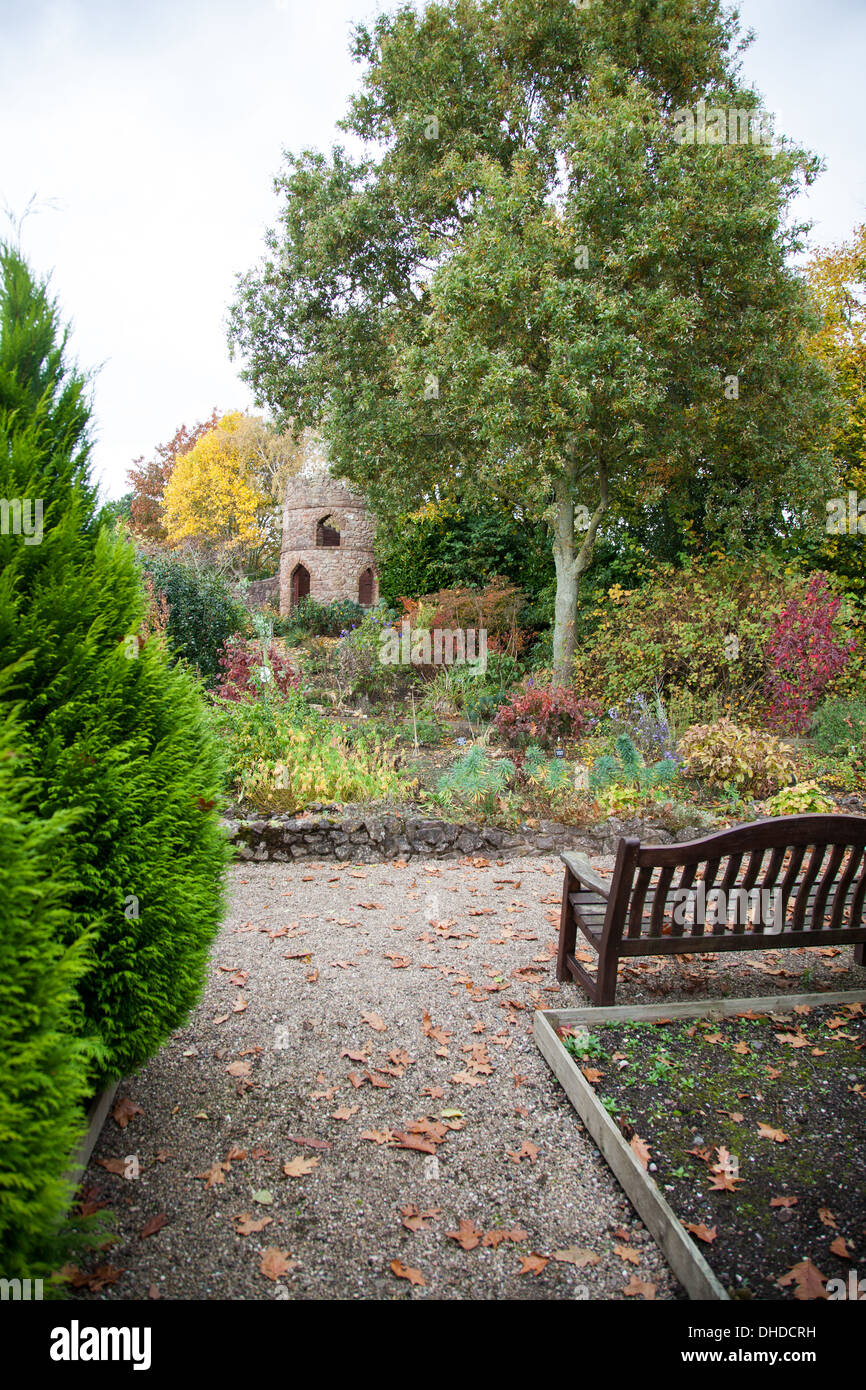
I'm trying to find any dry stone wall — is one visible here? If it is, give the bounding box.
[224,807,709,864]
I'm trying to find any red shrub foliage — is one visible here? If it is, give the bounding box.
[764,574,854,732]
[216,636,301,702]
[399,579,528,657]
[494,684,602,750]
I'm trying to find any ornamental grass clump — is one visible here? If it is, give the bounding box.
[239,726,407,812]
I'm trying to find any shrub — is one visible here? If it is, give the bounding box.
[434,745,516,818]
[212,689,316,795]
[764,781,834,816]
[142,554,249,685]
[588,735,679,800]
[216,635,301,701]
[571,559,859,722]
[810,698,866,756]
[522,743,572,793]
[494,685,601,750]
[607,690,678,762]
[239,727,407,812]
[336,607,405,700]
[764,574,854,732]
[677,720,795,797]
[279,595,366,640]
[0,245,229,1083]
[400,579,529,657]
[0,706,94,1279]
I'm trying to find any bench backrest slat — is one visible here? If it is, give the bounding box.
[619,815,866,943]
[780,843,807,922]
[811,843,847,931]
[649,864,675,938]
[791,843,829,932]
[829,846,865,932]
[626,864,654,938]
[848,852,866,930]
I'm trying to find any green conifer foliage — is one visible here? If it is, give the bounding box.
[0,700,93,1279]
[0,245,229,1082]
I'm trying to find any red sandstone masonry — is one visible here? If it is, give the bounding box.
[279,474,378,614]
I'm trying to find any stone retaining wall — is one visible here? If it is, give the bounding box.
[224,807,709,863]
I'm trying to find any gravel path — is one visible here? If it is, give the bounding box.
[73,853,866,1301]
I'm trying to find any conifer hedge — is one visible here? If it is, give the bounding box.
[0,245,229,1270]
[0,703,93,1279]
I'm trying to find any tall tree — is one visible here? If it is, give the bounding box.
[229,0,836,680]
[801,223,866,595]
[161,411,310,576]
[128,409,220,542]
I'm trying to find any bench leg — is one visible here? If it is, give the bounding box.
[594,944,619,1006]
[556,868,578,982]
[854,941,865,968]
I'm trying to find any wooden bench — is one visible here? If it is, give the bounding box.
[556,814,866,1005]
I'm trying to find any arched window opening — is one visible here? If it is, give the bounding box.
[316,515,340,547]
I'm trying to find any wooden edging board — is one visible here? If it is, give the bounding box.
[65,1081,120,1194]
[533,989,866,1302]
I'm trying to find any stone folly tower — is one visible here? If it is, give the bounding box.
[279,473,378,616]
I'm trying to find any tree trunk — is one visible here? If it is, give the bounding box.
[551,462,608,687]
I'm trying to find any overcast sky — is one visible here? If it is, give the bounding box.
[2,0,864,501]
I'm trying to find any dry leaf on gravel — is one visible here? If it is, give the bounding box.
[390,1260,425,1287]
[286,1135,331,1151]
[233,1213,273,1236]
[481,1227,528,1249]
[623,1275,656,1299]
[830,1236,853,1260]
[282,1156,320,1178]
[112,1097,144,1130]
[195,1161,231,1188]
[757,1123,790,1143]
[361,1012,387,1032]
[446,1218,484,1250]
[684,1222,717,1244]
[400,1205,441,1232]
[506,1141,539,1164]
[139,1214,168,1239]
[551,1248,600,1266]
[259,1248,299,1281]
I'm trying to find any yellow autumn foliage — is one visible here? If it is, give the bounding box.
[162,411,279,571]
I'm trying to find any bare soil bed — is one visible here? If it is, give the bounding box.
[559,1002,866,1300]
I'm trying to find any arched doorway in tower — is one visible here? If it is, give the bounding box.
[358,567,375,606]
[291,564,310,608]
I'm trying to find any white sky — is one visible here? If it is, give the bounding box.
[1,0,864,502]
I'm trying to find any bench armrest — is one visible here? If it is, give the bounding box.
[560,851,611,899]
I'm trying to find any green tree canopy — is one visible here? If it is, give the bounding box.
[230,0,838,680]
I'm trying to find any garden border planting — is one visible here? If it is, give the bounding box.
[533,989,866,1302]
